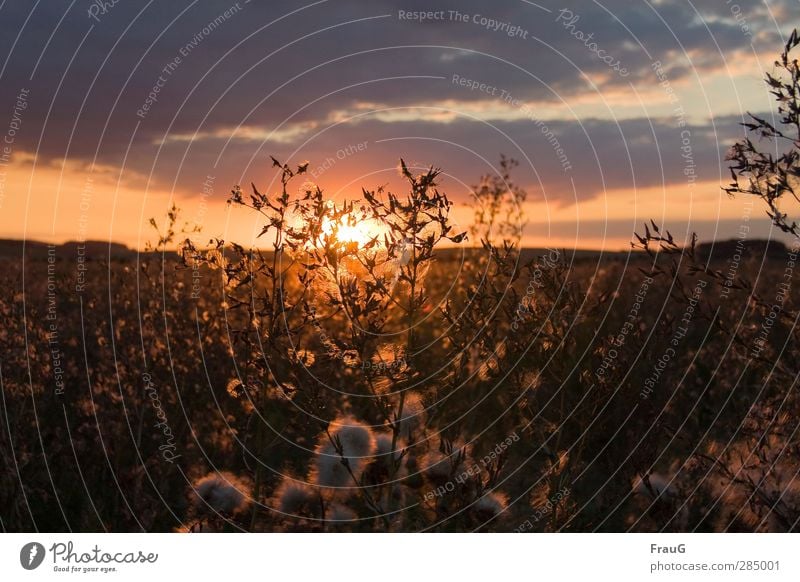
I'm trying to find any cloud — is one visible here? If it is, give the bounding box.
[0,0,796,245]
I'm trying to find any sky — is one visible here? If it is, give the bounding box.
[0,0,798,250]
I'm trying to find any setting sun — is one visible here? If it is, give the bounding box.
[316,213,383,249]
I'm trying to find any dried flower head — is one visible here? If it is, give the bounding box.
[632,473,674,500]
[396,392,425,441]
[331,415,376,458]
[375,432,404,462]
[273,478,319,516]
[474,491,508,521]
[421,442,466,486]
[193,471,252,515]
[327,503,357,523]
[311,416,376,490]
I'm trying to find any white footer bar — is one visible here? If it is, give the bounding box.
[1,533,796,581]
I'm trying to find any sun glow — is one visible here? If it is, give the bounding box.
[318,214,383,248]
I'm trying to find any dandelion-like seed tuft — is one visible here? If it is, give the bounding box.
[396,392,425,441]
[474,491,508,521]
[193,471,252,515]
[311,416,376,490]
[273,478,318,516]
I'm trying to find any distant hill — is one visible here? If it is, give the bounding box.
[0,238,789,263]
[0,239,635,261]
[696,238,788,262]
[0,239,136,260]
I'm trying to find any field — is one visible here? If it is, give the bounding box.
[1,160,798,532]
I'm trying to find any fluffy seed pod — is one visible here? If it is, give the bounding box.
[396,392,425,441]
[473,491,508,521]
[311,416,376,491]
[327,503,357,523]
[193,471,252,516]
[273,478,319,516]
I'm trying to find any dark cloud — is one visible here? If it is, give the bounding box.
[0,0,796,206]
